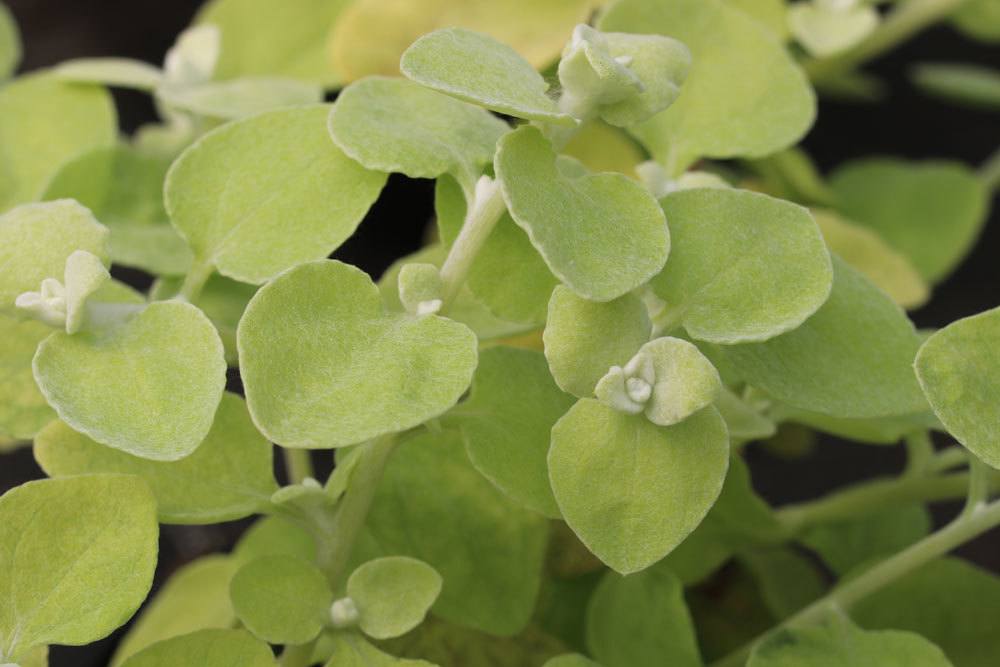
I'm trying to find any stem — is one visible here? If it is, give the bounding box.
[979,146,1000,193]
[714,498,1000,667]
[962,456,992,516]
[283,448,314,485]
[903,431,934,476]
[178,259,213,302]
[928,445,969,473]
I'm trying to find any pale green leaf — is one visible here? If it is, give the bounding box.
[830,159,988,283]
[323,633,435,667]
[787,2,879,58]
[740,547,826,618]
[120,629,275,667]
[0,475,158,661]
[397,263,444,316]
[61,250,109,334]
[157,78,323,120]
[401,28,570,123]
[549,400,730,573]
[545,656,602,667]
[34,300,227,460]
[452,346,575,517]
[496,125,669,301]
[724,256,927,419]
[599,0,815,169]
[163,25,219,86]
[776,404,939,445]
[348,556,443,640]
[55,58,163,90]
[562,122,644,177]
[35,393,276,523]
[166,104,385,284]
[239,260,477,448]
[716,388,776,442]
[911,63,1000,110]
[0,2,20,79]
[233,516,317,566]
[651,188,832,344]
[543,286,651,398]
[951,0,1000,43]
[0,315,56,439]
[725,0,789,38]
[915,307,1000,468]
[586,568,700,667]
[111,555,237,666]
[230,555,331,645]
[0,72,116,211]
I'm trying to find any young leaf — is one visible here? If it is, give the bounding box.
[119,629,276,667]
[787,1,879,58]
[724,256,927,419]
[234,516,317,566]
[716,388,777,442]
[347,556,443,640]
[0,475,158,662]
[165,104,386,284]
[238,260,477,448]
[586,568,701,667]
[543,286,652,398]
[400,28,570,123]
[34,300,227,461]
[915,307,1000,468]
[451,346,575,517]
[230,555,331,645]
[830,159,988,283]
[323,633,435,667]
[549,400,730,574]
[158,78,323,120]
[0,2,20,79]
[562,121,644,177]
[495,125,669,301]
[651,188,832,344]
[599,0,815,169]
[35,393,276,523]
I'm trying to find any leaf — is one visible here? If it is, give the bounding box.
[830,159,988,283]
[910,63,1000,110]
[715,388,776,442]
[451,346,575,517]
[495,125,669,301]
[165,104,385,284]
[787,2,879,58]
[239,260,477,448]
[545,656,602,667]
[329,0,593,82]
[724,256,927,419]
[562,122,644,178]
[111,555,238,666]
[401,28,570,123]
[328,77,508,191]
[348,556,443,640]
[230,555,331,645]
[157,78,323,120]
[233,516,317,566]
[55,58,163,90]
[0,72,116,211]
[725,0,788,38]
[915,307,1000,468]
[35,393,276,523]
[739,547,826,619]
[599,0,814,169]
[549,400,730,574]
[651,188,832,344]
[0,475,158,661]
[951,0,1000,43]
[0,316,56,439]
[351,430,549,636]
[776,406,938,446]
[0,2,20,79]
[543,286,652,398]
[323,633,435,667]
[119,629,276,667]
[34,300,227,460]
[586,568,701,667]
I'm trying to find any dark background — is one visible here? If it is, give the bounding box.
[2,1,998,665]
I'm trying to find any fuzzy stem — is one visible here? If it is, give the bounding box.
[283,448,314,486]
[178,259,213,302]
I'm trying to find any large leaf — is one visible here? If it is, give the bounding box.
[347,556,443,640]
[239,260,477,448]
[230,555,331,645]
[119,629,275,667]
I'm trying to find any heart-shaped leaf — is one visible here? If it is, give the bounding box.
[348,556,443,639]
[165,105,386,284]
[238,260,477,448]
[34,300,227,461]
[495,125,669,301]
[230,555,331,645]
[119,629,276,667]
[788,1,879,57]
[549,400,729,574]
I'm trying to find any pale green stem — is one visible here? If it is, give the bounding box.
[928,445,969,473]
[283,448,314,486]
[714,497,1000,667]
[903,431,934,476]
[178,259,213,302]
[962,456,992,516]
[979,146,1000,193]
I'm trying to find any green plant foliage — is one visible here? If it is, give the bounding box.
[716,388,777,442]
[230,555,331,645]
[549,400,729,573]
[0,316,54,439]
[496,125,669,301]
[787,1,879,58]
[651,188,832,344]
[599,0,815,170]
[726,0,788,38]
[915,307,1000,468]
[348,556,443,639]
[911,63,1000,110]
[586,567,701,667]
[166,104,386,284]
[55,58,163,90]
[951,0,1000,43]
[0,1,20,79]
[544,655,602,667]
[234,516,317,565]
[239,260,477,448]
[324,633,435,667]
[0,475,158,662]
[562,121,644,176]
[119,629,276,667]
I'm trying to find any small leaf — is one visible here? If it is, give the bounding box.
[726,0,789,38]
[496,125,669,301]
[239,260,477,448]
[716,388,776,442]
[230,555,331,645]
[911,63,1000,110]
[787,1,879,58]
[157,78,323,120]
[234,516,317,566]
[119,629,276,667]
[55,58,163,90]
[397,263,444,316]
[34,300,227,460]
[549,400,730,574]
[401,28,570,123]
[0,475,158,661]
[163,24,219,86]
[562,121,644,177]
[324,633,435,667]
[0,316,54,439]
[0,2,20,79]
[348,556,443,640]
[166,104,386,284]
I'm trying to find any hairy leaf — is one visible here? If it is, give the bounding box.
[119,629,275,667]
[348,556,443,639]
[230,556,331,645]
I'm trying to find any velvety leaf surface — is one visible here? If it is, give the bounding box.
[158,78,323,120]
[230,556,331,645]
[119,629,275,667]
[348,556,443,639]
[0,315,55,439]
[562,121,644,177]
[238,260,477,448]
[233,516,317,566]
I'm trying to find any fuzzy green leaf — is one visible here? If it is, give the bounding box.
[166,104,385,284]
[651,188,832,344]
[323,633,435,667]
[348,557,443,640]
[230,556,331,645]
[0,475,158,662]
[0,316,54,439]
[787,2,879,58]
[496,125,669,301]
[120,629,275,667]
[549,400,729,574]
[34,300,227,460]
[55,58,163,90]
[0,2,20,79]
[545,656,602,667]
[157,78,323,120]
[715,388,776,442]
[239,260,477,448]
[234,517,317,566]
